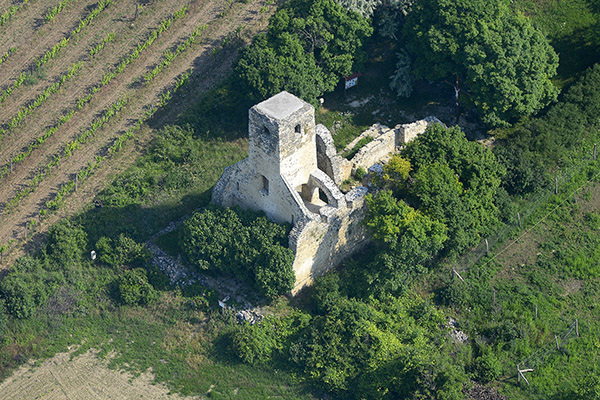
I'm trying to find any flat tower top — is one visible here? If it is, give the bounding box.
[254,91,305,120]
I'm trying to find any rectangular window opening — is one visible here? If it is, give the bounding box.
[261,175,269,194]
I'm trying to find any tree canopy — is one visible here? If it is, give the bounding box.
[236,0,372,102]
[403,0,559,126]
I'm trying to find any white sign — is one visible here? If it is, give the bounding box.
[345,77,358,89]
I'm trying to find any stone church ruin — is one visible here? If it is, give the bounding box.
[212,91,439,293]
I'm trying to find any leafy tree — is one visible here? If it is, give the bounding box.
[380,154,412,190]
[365,190,448,263]
[403,0,559,126]
[236,0,372,102]
[402,124,504,252]
[117,268,158,306]
[334,0,380,17]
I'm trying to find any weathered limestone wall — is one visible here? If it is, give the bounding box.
[290,187,369,292]
[315,124,352,186]
[350,128,396,174]
[348,117,443,175]
[211,159,314,225]
[397,116,442,143]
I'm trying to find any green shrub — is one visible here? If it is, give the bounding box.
[472,348,502,383]
[117,268,158,306]
[46,220,88,265]
[230,318,281,365]
[354,166,367,180]
[95,234,150,267]
[180,207,295,298]
[254,246,296,299]
[0,257,65,319]
[0,299,8,338]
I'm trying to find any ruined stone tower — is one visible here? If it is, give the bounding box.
[212,91,438,292]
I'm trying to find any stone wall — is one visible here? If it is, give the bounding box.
[290,186,369,292]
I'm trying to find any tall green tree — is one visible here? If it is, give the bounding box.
[401,124,504,253]
[403,0,559,126]
[236,0,372,102]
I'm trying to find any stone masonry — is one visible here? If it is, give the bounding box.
[212,91,439,293]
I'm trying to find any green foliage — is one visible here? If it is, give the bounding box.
[0,257,64,319]
[95,234,150,268]
[289,282,459,397]
[402,124,504,253]
[403,0,559,126]
[355,166,367,180]
[472,346,501,383]
[117,268,158,306]
[494,63,600,195]
[389,49,414,98]
[236,0,372,102]
[365,190,448,263]
[180,207,294,298]
[254,246,296,300]
[0,300,7,339]
[46,220,88,265]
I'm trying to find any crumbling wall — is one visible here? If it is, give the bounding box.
[290,186,369,292]
[315,124,352,185]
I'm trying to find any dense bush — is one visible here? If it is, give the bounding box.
[180,207,295,299]
[0,300,8,338]
[0,257,65,319]
[287,278,464,398]
[117,268,158,306]
[45,220,88,265]
[472,347,502,383]
[494,63,600,195]
[95,234,150,267]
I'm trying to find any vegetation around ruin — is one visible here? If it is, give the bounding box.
[0,0,599,399]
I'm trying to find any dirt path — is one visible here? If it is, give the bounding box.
[0,0,273,267]
[0,349,200,400]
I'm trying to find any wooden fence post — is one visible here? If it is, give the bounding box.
[555,176,558,195]
[485,238,489,256]
[517,212,522,228]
